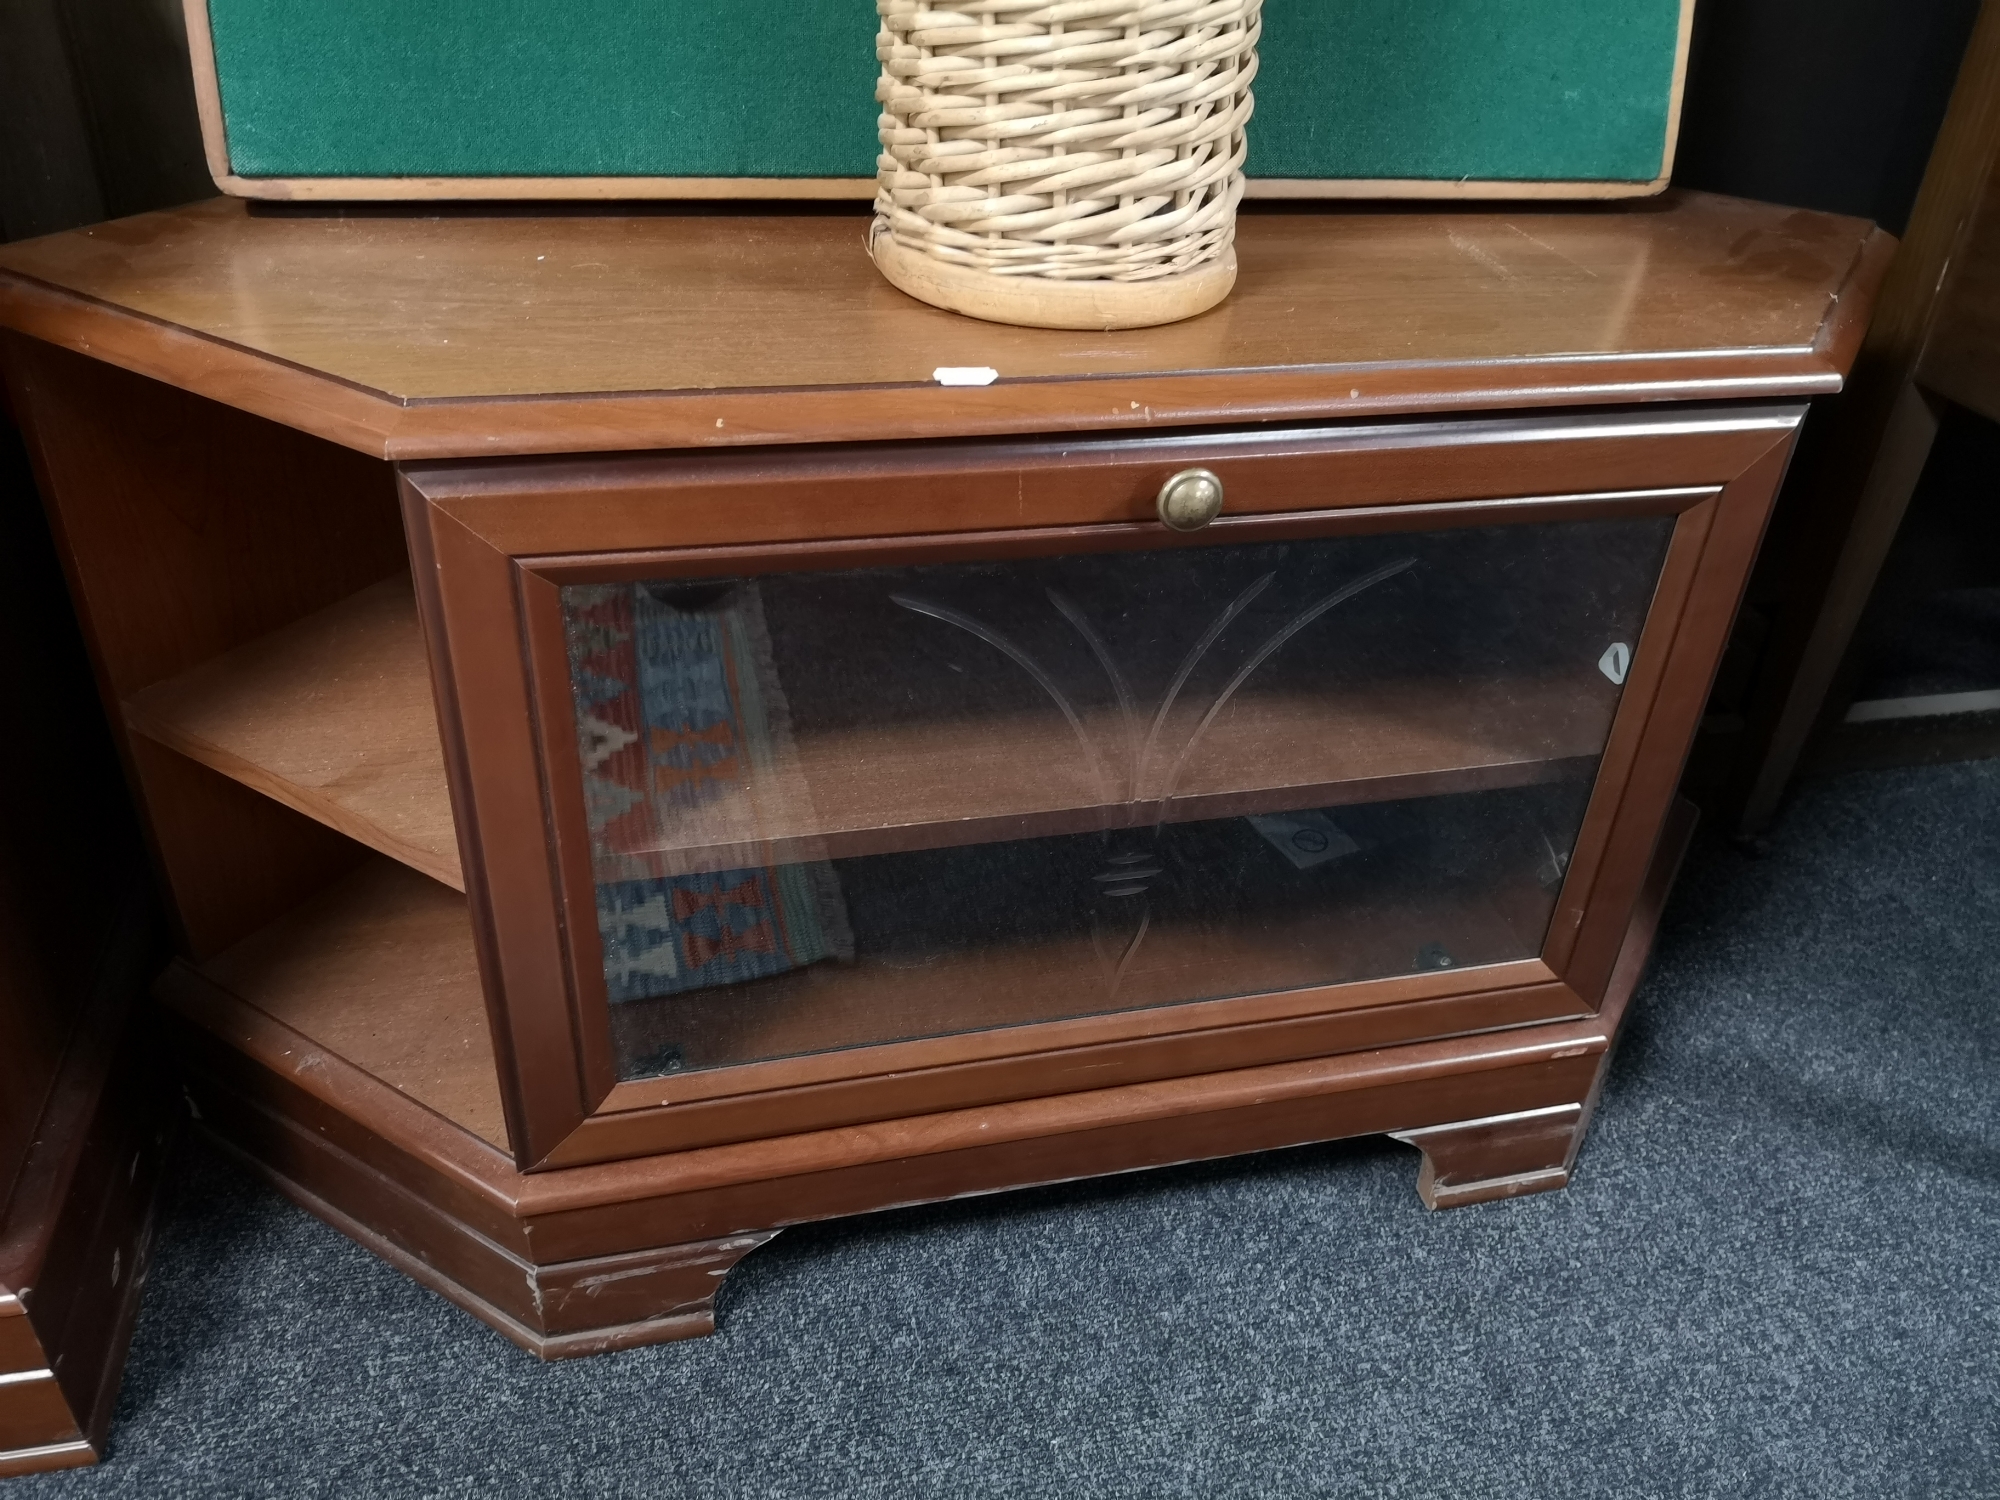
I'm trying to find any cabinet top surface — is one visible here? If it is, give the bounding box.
[0,193,1888,461]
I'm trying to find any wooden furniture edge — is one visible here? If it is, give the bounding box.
[194,1124,773,1359]
[0,887,177,1474]
[0,291,1859,466]
[158,960,524,1215]
[0,310,399,460]
[1815,228,1903,377]
[162,936,1611,1218]
[1571,795,1699,1133]
[562,982,1593,1166]
[118,567,468,892]
[0,1436,100,1479]
[1565,432,1794,992]
[177,1016,1609,1350]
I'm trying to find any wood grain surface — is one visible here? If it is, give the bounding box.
[0,338,408,956]
[124,575,462,890]
[0,194,1890,460]
[1,179,1891,1359]
[193,857,507,1149]
[589,686,1603,876]
[175,844,1576,1166]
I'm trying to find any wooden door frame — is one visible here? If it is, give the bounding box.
[402,405,1803,1170]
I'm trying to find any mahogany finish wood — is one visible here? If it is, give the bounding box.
[407,413,1793,1169]
[1,337,406,957]
[0,195,1889,462]
[1395,792,1694,1208]
[0,194,1884,1360]
[523,686,1602,874]
[1392,1104,1584,1208]
[161,798,1692,1359]
[194,858,507,1150]
[179,849,1589,1162]
[124,575,462,891]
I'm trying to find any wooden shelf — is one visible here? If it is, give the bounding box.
[631,682,1603,877]
[121,576,1608,886]
[195,855,505,1148]
[608,860,1557,1077]
[188,844,1546,1135]
[123,576,464,890]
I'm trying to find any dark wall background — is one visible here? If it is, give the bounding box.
[0,0,211,241]
[0,0,197,1203]
[1674,0,1982,233]
[1676,0,2000,728]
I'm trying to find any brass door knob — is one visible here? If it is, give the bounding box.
[1156,467,1225,531]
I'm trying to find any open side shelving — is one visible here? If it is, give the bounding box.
[189,855,506,1148]
[123,577,1608,886]
[123,575,464,889]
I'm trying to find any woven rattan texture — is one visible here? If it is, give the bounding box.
[873,0,1261,282]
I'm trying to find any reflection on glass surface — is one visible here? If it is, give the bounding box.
[560,516,1674,1082]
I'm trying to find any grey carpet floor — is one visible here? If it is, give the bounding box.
[17,760,2000,1498]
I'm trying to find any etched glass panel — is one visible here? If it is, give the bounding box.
[559,515,1674,1081]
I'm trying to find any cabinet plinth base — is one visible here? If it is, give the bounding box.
[202,1128,778,1358]
[165,804,1693,1358]
[1392,1102,1586,1208]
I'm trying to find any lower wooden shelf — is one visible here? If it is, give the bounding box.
[190,857,506,1149]
[154,799,1691,1359]
[181,825,1564,1138]
[159,799,1694,1361]
[605,860,1558,1077]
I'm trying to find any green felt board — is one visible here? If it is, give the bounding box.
[207,0,1684,183]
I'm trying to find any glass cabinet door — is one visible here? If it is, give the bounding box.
[557,514,1674,1083]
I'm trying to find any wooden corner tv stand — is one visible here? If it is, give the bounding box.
[0,194,1889,1358]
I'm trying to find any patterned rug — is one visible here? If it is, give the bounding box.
[562,580,851,1004]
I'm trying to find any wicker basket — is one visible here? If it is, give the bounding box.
[870,0,1262,330]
